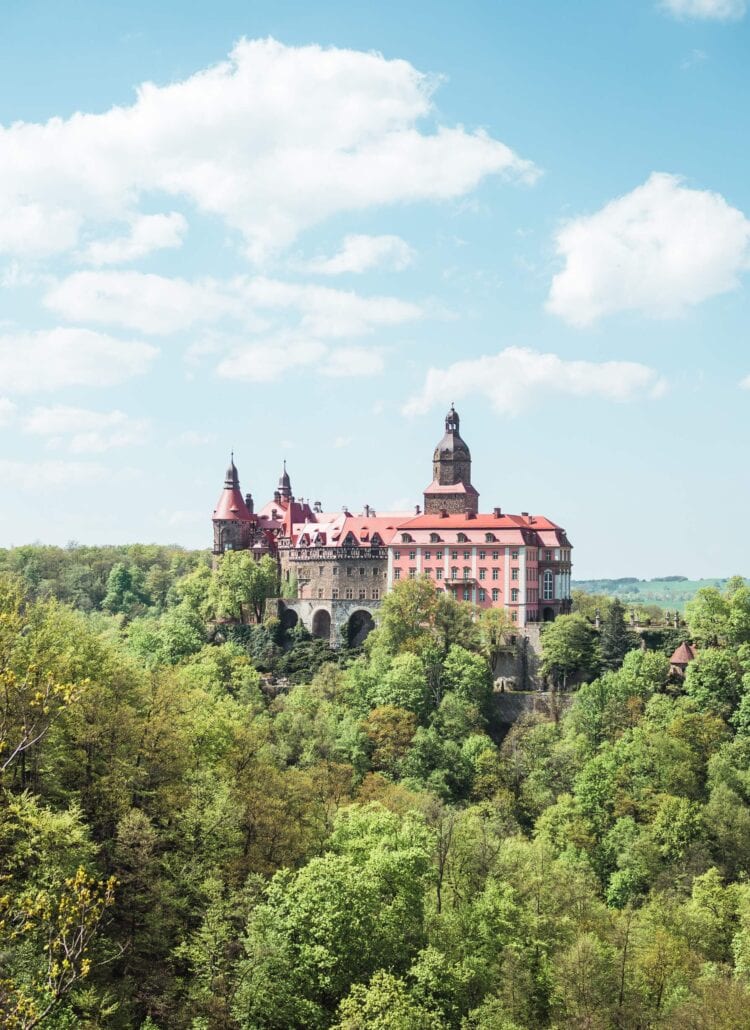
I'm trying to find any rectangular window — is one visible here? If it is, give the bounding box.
[463,550,471,560]
[424,550,431,560]
[394,550,401,560]
[360,567,365,576]
[318,588,323,598]
[463,587,471,601]
[409,550,416,561]
[332,588,339,599]
[394,568,401,580]
[492,550,499,560]
[511,588,519,602]
[372,589,379,600]
[319,566,324,575]
[451,550,458,560]
[436,550,444,560]
[511,549,519,559]
[345,588,353,599]
[512,611,518,622]
[463,567,470,580]
[451,567,458,580]
[511,568,519,580]
[479,588,486,602]
[409,568,416,579]
[479,568,486,581]
[545,550,552,561]
[347,567,353,577]
[359,589,366,599]
[492,588,499,601]
[333,566,338,576]
[479,550,486,560]
[436,568,443,580]
[492,568,499,580]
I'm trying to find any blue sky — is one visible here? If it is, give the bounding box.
[0,0,748,578]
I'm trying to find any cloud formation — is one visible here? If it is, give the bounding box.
[307,234,415,274]
[0,460,107,489]
[547,173,750,326]
[45,271,421,338]
[661,0,746,20]
[0,328,157,393]
[23,406,149,453]
[80,213,188,266]
[404,346,666,416]
[0,38,536,263]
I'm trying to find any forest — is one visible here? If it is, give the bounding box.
[2,543,750,1029]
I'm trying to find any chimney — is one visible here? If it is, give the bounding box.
[313,500,322,513]
[414,504,421,515]
[493,507,502,518]
[364,504,371,516]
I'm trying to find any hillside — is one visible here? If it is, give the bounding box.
[573,576,749,612]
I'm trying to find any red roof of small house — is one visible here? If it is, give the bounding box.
[670,641,696,666]
[213,487,253,521]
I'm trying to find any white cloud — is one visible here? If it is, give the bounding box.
[307,234,415,275]
[0,327,157,393]
[0,38,537,262]
[0,398,16,425]
[217,337,327,383]
[45,270,421,338]
[404,346,666,417]
[548,173,750,326]
[80,212,188,266]
[321,346,385,377]
[0,460,107,489]
[740,374,750,390]
[23,406,149,453]
[661,0,745,20]
[168,430,217,447]
[44,271,242,335]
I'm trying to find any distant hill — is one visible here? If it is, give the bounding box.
[572,576,749,612]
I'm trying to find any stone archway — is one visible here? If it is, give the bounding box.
[280,606,299,632]
[347,609,375,648]
[542,606,555,622]
[311,608,332,640]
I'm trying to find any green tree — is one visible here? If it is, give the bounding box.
[599,597,638,671]
[209,552,279,622]
[541,613,600,689]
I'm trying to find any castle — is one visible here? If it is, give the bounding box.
[212,407,573,646]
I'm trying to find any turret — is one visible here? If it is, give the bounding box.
[212,452,253,556]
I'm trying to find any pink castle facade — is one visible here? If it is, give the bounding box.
[212,407,573,644]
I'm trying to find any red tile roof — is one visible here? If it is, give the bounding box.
[213,487,253,521]
[670,641,696,666]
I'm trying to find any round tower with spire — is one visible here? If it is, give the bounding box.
[212,453,254,557]
[423,406,479,515]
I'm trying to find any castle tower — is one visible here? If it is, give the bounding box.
[278,461,292,503]
[212,453,253,555]
[423,406,479,515]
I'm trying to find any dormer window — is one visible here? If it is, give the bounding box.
[485,533,497,543]
[457,532,468,543]
[401,533,414,543]
[430,533,441,543]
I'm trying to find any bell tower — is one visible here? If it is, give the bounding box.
[424,406,479,515]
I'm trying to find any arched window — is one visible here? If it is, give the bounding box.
[543,570,554,601]
[457,532,468,543]
[401,533,414,543]
[485,532,496,543]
